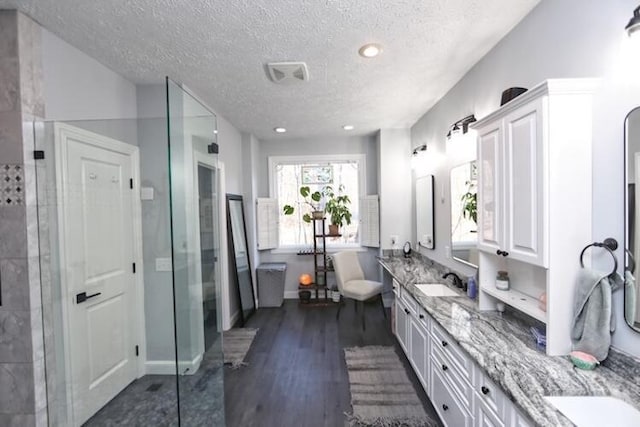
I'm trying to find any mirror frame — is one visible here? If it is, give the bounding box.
[624,106,640,332]
[226,194,256,326]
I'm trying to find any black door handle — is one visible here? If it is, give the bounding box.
[419,314,424,319]
[502,251,509,257]
[496,249,503,255]
[441,340,448,347]
[76,291,102,304]
[442,404,449,411]
[481,386,490,395]
[404,308,410,314]
[442,364,448,371]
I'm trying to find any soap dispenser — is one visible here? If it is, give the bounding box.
[467,275,477,299]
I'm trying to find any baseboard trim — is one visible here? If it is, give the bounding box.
[145,353,203,376]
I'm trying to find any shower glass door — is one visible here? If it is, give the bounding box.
[166,78,225,426]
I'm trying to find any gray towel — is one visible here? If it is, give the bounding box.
[571,269,613,361]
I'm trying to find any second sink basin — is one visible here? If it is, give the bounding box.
[415,284,461,297]
[544,396,640,427]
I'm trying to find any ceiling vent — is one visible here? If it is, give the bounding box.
[266,62,309,84]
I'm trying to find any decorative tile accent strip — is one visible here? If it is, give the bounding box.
[0,164,25,206]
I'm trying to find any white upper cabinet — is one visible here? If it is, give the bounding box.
[477,124,503,254]
[474,79,598,355]
[477,97,546,267]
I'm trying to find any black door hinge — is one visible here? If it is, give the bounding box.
[33,150,45,160]
[135,345,139,357]
[132,262,136,273]
[129,178,133,189]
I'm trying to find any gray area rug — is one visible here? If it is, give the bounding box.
[344,346,438,427]
[223,327,258,368]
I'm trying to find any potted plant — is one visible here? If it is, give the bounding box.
[460,180,477,225]
[283,186,324,223]
[323,185,352,235]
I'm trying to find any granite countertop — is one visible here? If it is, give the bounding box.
[378,255,640,427]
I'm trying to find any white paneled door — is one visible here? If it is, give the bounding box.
[55,124,141,426]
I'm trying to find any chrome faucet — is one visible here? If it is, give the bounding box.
[442,272,466,292]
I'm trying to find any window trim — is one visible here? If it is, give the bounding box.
[268,154,367,249]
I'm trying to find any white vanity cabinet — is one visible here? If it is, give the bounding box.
[473,78,598,355]
[392,288,536,427]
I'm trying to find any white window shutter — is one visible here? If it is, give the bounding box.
[256,198,278,250]
[360,195,380,248]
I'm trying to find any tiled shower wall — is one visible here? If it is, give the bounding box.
[0,10,48,426]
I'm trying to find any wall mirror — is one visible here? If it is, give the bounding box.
[624,107,640,332]
[226,194,256,325]
[450,161,478,267]
[416,174,435,249]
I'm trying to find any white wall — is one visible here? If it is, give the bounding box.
[411,0,640,355]
[257,135,379,298]
[41,29,137,121]
[377,129,413,250]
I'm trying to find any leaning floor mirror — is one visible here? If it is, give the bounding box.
[226,194,256,325]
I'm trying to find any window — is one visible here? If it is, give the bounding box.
[269,155,365,248]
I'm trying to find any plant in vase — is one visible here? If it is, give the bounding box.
[283,185,324,223]
[323,184,352,236]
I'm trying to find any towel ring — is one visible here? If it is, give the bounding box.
[579,238,618,276]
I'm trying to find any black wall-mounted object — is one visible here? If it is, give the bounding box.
[208,142,219,154]
[33,150,45,160]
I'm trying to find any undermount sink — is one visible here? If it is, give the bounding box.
[415,284,461,297]
[544,396,640,427]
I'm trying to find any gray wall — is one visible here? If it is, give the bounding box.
[410,0,640,355]
[256,135,379,298]
[41,28,137,121]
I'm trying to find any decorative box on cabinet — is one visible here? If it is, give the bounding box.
[473,78,598,355]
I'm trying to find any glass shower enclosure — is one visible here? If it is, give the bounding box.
[33,78,225,426]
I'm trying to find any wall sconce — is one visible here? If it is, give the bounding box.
[446,115,477,141]
[626,6,640,37]
[411,144,428,170]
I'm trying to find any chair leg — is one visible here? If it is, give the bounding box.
[361,300,366,331]
[379,293,387,319]
[336,296,342,320]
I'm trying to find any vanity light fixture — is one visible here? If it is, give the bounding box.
[446,115,477,140]
[412,144,427,156]
[274,127,287,133]
[358,43,382,58]
[626,6,640,37]
[342,125,355,131]
[411,144,428,170]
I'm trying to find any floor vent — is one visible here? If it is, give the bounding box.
[266,62,309,84]
[146,383,163,392]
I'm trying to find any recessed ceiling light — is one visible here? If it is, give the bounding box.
[358,43,382,58]
[342,125,355,131]
[274,127,287,133]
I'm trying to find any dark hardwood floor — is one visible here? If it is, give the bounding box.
[224,299,441,427]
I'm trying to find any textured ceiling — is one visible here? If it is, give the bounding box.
[1,0,539,139]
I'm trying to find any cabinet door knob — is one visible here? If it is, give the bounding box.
[419,314,424,319]
[404,308,410,314]
[481,386,490,395]
[442,404,449,411]
[502,251,509,257]
[441,340,448,347]
[441,364,448,371]
[496,249,503,256]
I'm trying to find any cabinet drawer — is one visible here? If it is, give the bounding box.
[431,322,473,383]
[431,368,473,427]
[431,346,473,409]
[473,368,506,420]
[401,288,419,314]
